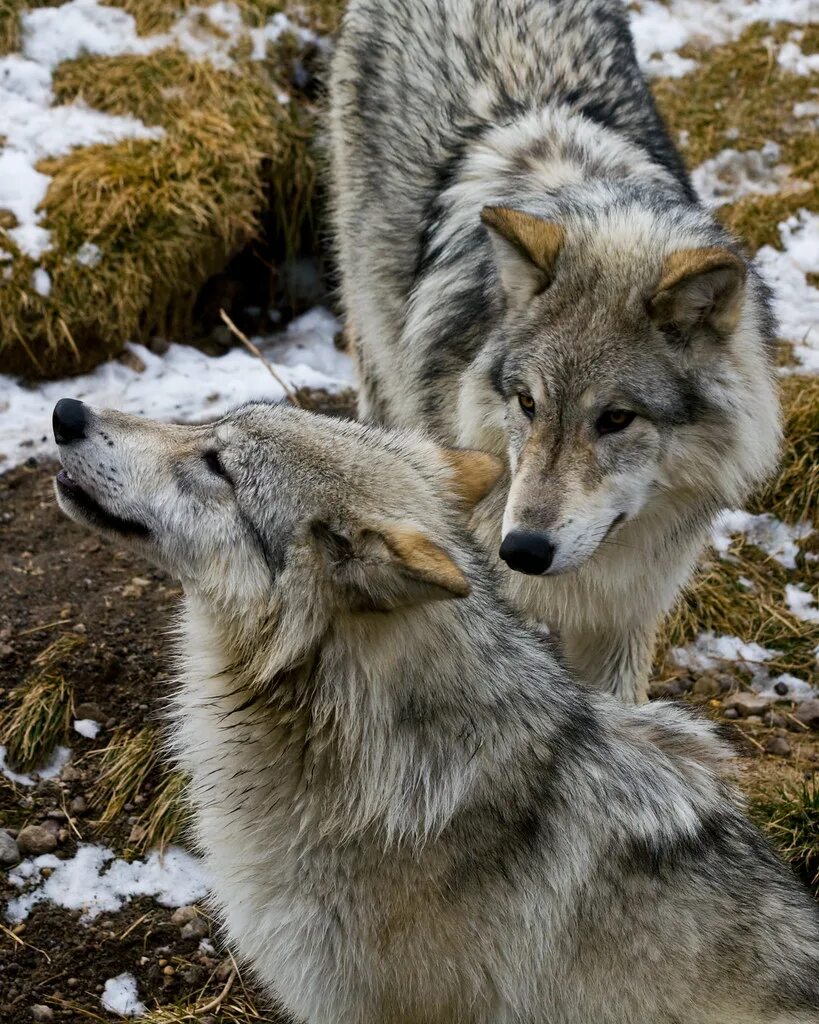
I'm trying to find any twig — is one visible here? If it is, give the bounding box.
[194,967,236,1015]
[18,618,74,637]
[729,721,766,754]
[782,710,810,732]
[118,911,150,941]
[219,309,301,407]
[0,921,52,963]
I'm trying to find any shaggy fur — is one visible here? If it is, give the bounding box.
[328,0,781,701]
[54,400,817,1024]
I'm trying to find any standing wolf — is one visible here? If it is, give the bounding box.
[328,0,781,700]
[54,398,818,1024]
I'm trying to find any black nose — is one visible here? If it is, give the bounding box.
[53,398,88,445]
[499,530,555,575]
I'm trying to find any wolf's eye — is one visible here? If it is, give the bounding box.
[518,393,536,418]
[596,409,636,435]
[203,449,229,480]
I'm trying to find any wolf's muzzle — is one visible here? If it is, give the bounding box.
[53,398,88,445]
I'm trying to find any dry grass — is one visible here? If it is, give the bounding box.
[752,775,819,888]
[0,633,82,772]
[96,726,162,826]
[132,768,191,852]
[0,4,335,376]
[652,23,819,253]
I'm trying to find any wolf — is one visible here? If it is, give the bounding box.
[328,0,781,701]
[53,397,817,1024]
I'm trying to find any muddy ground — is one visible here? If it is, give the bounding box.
[0,389,817,1022]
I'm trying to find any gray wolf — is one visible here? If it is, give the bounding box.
[54,397,817,1024]
[328,0,781,701]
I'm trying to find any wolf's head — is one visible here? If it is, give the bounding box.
[53,399,501,654]
[470,196,779,577]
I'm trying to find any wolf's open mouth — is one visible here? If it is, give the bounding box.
[56,469,149,538]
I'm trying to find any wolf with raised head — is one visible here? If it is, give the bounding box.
[54,398,816,1024]
[328,0,781,701]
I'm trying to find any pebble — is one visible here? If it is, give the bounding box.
[61,766,83,783]
[765,735,791,757]
[762,711,787,728]
[30,1007,54,1023]
[17,825,58,856]
[171,905,199,927]
[795,700,819,730]
[692,675,720,698]
[774,681,790,697]
[69,796,88,816]
[0,829,21,865]
[723,707,740,720]
[723,692,771,718]
[74,702,104,722]
[181,917,209,941]
[648,681,681,700]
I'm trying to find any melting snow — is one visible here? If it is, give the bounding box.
[6,843,209,923]
[692,143,798,208]
[711,509,812,569]
[778,36,819,76]
[671,632,817,702]
[101,973,147,1018]
[755,210,819,371]
[73,718,100,739]
[785,583,819,623]
[0,306,352,471]
[0,745,71,787]
[629,0,818,78]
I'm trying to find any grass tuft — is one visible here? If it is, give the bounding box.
[132,768,191,852]
[96,726,162,826]
[0,633,82,772]
[752,775,819,887]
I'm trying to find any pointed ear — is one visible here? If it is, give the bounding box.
[441,449,504,510]
[311,521,470,612]
[649,248,746,342]
[481,206,564,305]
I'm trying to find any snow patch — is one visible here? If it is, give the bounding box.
[629,1,818,78]
[672,632,817,702]
[756,210,819,371]
[0,745,71,787]
[778,37,819,76]
[692,143,798,208]
[101,973,147,1018]
[6,844,209,923]
[75,241,102,267]
[712,509,812,569]
[785,583,819,623]
[73,718,101,739]
[0,307,351,472]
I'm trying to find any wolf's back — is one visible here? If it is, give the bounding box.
[330,0,692,296]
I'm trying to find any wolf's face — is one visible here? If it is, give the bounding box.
[53,399,501,641]
[479,206,756,577]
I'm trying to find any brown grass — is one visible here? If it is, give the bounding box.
[0,6,333,376]
[95,726,162,826]
[0,633,82,773]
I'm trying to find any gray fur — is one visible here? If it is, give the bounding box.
[328,0,781,701]
[55,401,817,1024]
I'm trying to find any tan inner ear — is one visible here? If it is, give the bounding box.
[381,525,470,599]
[655,247,746,296]
[481,207,565,278]
[441,449,504,509]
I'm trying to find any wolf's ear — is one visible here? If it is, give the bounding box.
[311,521,470,611]
[481,207,564,305]
[441,449,504,509]
[649,248,746,341]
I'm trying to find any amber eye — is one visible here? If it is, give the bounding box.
[518,393,536,418]
[596,409,636,435]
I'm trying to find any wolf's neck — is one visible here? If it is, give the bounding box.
[173,589,568,846]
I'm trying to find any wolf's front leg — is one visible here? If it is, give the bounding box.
[562,623,654,703]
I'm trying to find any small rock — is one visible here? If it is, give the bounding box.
[762,711,787,728]
[765,735,791,757]
[41,819,61,836]
[17,825,58,856]
[69,796,88,816]
[774,681,790,697]
[61,766,82,783]
[215,959,233,983]
[171,905,199,927]
[723,707,740,720]
[723,692,771,718]
[72,623,86,634]
[30,1007,54,1023]
[181,917,209,941]
[74,702,104,722]
[795,700,819,730]
[46,809,66,822]
[0,829,21,865]
[692,675,720,698]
